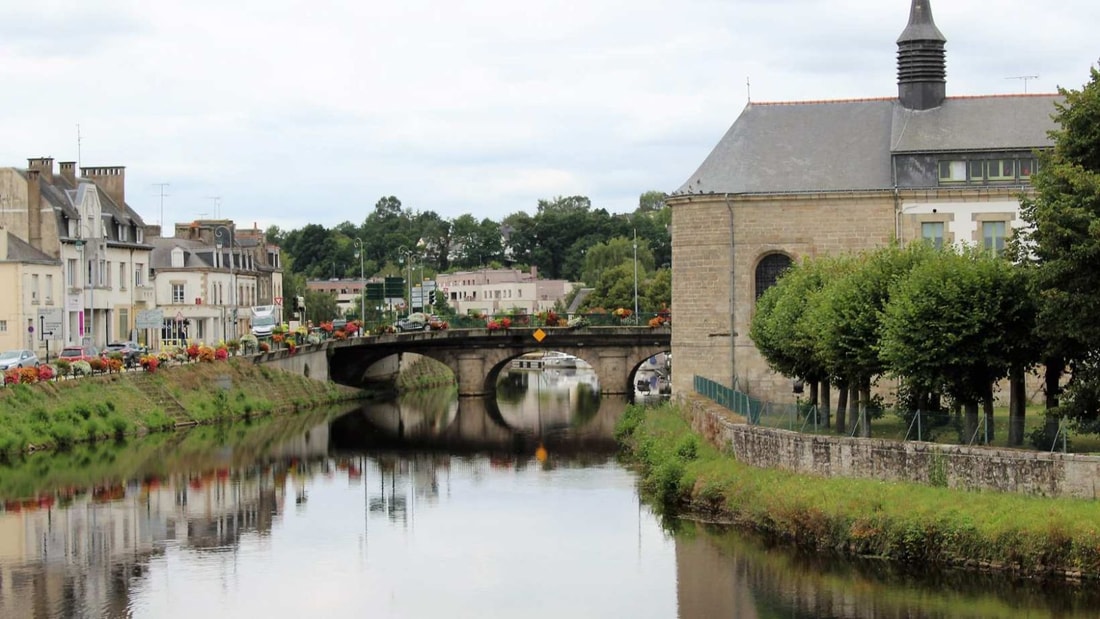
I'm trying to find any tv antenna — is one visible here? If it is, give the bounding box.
[152,183,170,228]
[204,196,222,219]
[1006,75,1039,94]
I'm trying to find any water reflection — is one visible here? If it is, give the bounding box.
[1,394,1097,618]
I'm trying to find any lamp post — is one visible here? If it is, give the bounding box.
[399,247,413,316]
[633,228,639,322]
[214,224,237,341]
[353,238,365,321]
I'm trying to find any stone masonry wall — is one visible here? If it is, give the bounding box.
[669,192,895,401]
[682,395,1100,499]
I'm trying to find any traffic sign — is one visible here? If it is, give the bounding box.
[136,309,164,330]
[38,307,64,335]
[274,296,283,306]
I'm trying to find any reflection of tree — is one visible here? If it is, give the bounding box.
[572,381,601,426]
[495,371,529,404]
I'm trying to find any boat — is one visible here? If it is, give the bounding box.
[541,351,579,369]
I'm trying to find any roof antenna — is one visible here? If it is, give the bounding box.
[746,76,752,103]
[1005,75,1039,94]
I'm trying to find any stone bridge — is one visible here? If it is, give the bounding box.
[261,327,671,396]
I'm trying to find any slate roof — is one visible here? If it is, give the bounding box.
[149,237,215,270]
[2,231,60,264]
[676,94,1060,196]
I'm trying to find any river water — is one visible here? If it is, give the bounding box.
[0,366,1095,618]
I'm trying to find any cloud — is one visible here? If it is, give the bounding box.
[0,0,1097,232]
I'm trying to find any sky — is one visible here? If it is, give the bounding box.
[1,0,1097,233]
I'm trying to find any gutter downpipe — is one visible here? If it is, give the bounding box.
[724,193,739,397]
[892,157,901,241]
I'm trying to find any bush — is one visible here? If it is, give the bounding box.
[37,364,55,382]
[72,361,93,377]
[54,359,71,377]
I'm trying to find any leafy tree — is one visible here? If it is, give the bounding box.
[1016,65,1100,435]
[637,190,667,213]
[879,248,1036,443]
[303,289,340,325]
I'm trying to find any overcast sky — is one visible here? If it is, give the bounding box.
[1,0,1096,233]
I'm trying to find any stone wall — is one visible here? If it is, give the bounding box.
[669,192,895,401]
[682,395,1100,499]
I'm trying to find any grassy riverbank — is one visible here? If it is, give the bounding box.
[617,402,1100,580]
[0,360,367,456]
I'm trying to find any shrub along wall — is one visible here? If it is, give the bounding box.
[682,395,1100,499]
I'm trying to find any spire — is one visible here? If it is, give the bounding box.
[897,0,946,110]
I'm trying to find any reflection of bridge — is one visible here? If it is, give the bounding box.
[330,396,629,455]
[275,327,670,396]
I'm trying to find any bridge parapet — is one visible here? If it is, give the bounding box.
[326,326,671,396]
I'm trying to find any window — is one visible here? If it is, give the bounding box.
[0,320,6,332]
[1020,159,1037,179]
[45,275,53,303]
[31,274,39,302]
[106,261,113,288]
[988,160,1015,181]
[968,160,985,181]
[118,309,128,339]
[983,221,1007,256]
[98,259,106,286]
[938,160,967,183]
[755,254,793,300]
[119,262,127,290]
[67,259,77,287]
[921,222,945,250]
[135,263,145,286]
[172,283,185,304]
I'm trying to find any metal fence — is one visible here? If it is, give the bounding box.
[693,375,1077,452]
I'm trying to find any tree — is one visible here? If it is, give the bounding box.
[1016,65,1100,434]
[879,249,1036,443]
[637,190,667,213]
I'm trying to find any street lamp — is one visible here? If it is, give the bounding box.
[633,228,639,322]
[398,247,413,315]
[214,224,237,341]
[353,238,365,322]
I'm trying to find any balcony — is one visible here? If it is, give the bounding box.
[135,285,156,305]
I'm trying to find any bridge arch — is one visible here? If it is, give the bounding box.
[326,328,671,396]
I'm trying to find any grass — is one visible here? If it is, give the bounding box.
[0,359,368,457]
[618,401,1100,579]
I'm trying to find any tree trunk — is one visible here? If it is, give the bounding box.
[808,380,819,426]
[820,381,832,430]
[848,383,860,435]
[835,380,848,435]
[982,383,995,444]
[1008,366,1026,446]
[964,401,980,443]
[860,378,872,438]
[1043,358,1064,448]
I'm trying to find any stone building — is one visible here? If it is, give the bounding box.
[0,158,154,352]
[148,220,284,347]
[436,266,576,316]
[667,0,1059,401]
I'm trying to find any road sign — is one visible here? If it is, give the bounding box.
[38,307,64,335]
[136,309,164,330]
[274,296,283,306]
[175,311,184,323]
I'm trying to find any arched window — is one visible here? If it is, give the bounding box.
[755,253,792,299]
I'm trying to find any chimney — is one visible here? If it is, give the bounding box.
[59,161,77,184]
[27,157,54,183]
[80,165,126,205]
[26,169,43,250]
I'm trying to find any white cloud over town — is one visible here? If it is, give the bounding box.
[0,0,1096,231]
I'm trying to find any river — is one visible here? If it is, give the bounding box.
[0,366,1095,618]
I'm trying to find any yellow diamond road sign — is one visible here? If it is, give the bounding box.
[533,328,546,342]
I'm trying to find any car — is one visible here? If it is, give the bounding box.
[58,345,101,364]
[102,341,147,367]
[0,349,39,370]
[395,312,433,333]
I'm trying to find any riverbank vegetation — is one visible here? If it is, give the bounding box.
[0,360,366,457]
[617,402,1100,580]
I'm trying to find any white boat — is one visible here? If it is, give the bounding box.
[541,351,579,369]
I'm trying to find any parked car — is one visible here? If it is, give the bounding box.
[395,312,433,333]
[0,349,39,370]
[103,341,147,367]
[58,345,101,364]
